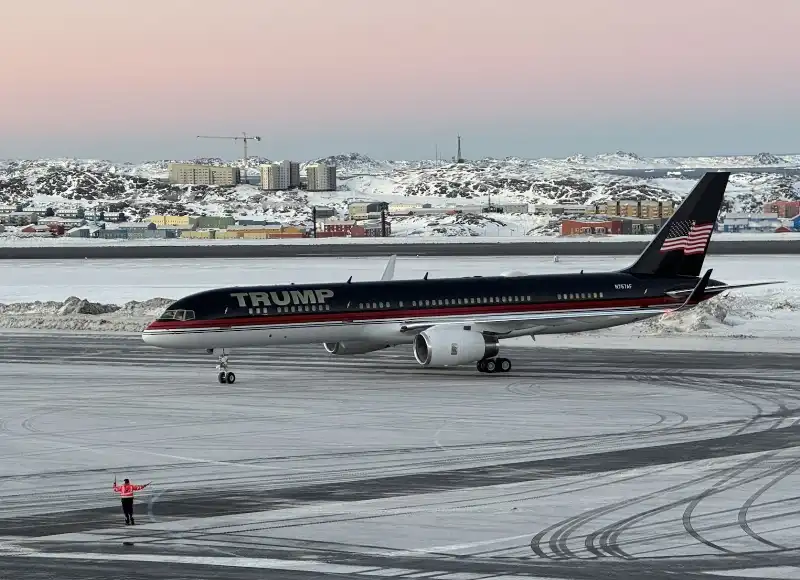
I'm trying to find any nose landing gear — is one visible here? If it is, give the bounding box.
[212,349,236,384]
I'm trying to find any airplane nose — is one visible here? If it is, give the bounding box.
[141,321,157,343]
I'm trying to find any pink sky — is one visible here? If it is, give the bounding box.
[1,0,798,160]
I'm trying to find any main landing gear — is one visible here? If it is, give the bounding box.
[211,349,236,384]
[477,357,512,373]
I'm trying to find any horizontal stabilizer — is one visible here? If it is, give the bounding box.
[666,280,785,297]
[672,268,713,312]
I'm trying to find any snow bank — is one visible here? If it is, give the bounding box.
[0,296,173,332]
[637,289,800,337]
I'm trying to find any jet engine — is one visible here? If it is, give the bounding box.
[323,341,393,355]
[412,328,499,367]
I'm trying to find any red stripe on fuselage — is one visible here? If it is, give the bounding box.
[145,295,681,331]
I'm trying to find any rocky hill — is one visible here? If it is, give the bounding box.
[1,152,798,237]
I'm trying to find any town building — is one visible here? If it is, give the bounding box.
[532,204,589,215]
[322,219,356,234]
[219,225,305,239]
[1,212,38,226]
[192,215,235,229]
[312,206,336,219]
[560,219,623,236]
[55,208,84,218]
[590,200,674,219]
[306,162,337,191]
[147,215,191,227]
[352,221,391,237]
[20,224,56,235]
[40,217,86,229]
[168,163,240,185]
[720,213,781,233]
[260,161,300,190]
[617,217,667,235]
[488,203,529,213]
[763,200,800,218]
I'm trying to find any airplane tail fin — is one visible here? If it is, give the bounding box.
[621,171,730,278]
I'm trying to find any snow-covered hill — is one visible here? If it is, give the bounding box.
[1,152,798,237]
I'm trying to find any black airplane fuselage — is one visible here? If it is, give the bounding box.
[141,270,722,349]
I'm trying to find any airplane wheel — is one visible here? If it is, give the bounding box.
[477,360,486,373]
[485,359,497,373]
[499,358,512,372]
[218,372,227,384]
[225,372,236,384]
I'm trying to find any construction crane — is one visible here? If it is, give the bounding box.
[197,132,261,184]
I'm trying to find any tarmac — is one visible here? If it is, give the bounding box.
[2,332,800,579]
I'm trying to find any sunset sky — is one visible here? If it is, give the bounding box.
[1,0,798,161]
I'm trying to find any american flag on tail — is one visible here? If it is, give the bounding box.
[658,220,714,254]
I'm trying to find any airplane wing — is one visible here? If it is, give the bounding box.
[399,271,719,337]
[397,304,676,336]
[381,255,397,281]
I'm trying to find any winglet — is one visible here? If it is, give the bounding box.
[381,255,396,281]
[673,268,713,312]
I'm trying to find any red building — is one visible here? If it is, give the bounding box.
[322,220,356,234]
[763,201,800,218]
[560,219,622,236]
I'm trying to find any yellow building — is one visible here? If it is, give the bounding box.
[219,225,306,239]
[182,229,217,239]
[148,215,192,226]
[590,200,675,219]
[168,163,240,185]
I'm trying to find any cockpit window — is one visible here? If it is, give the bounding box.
[158,309,196,321]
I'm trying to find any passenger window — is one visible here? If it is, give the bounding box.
[379,302,384,308]
[358,303,363,309]
[399,301,403,307]
[599,292,604,298]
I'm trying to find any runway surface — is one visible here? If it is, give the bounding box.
[2,332,800,579]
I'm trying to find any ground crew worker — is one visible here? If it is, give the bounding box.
[113,477,150,525]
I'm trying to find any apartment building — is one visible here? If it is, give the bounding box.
[168,163,240,185]
[591,199,675,219]
[260,160,300,191]
[306,162,337,191]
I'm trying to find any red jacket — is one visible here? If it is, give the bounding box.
[113,482,147,498]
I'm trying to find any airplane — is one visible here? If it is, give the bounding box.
[141,171,782,384]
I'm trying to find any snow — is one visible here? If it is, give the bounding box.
[0,231,797,247]
[707,568,800,578]
[0,255,795,351]
[1,333,799,570]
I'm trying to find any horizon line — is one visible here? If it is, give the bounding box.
[2,150,800,165]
